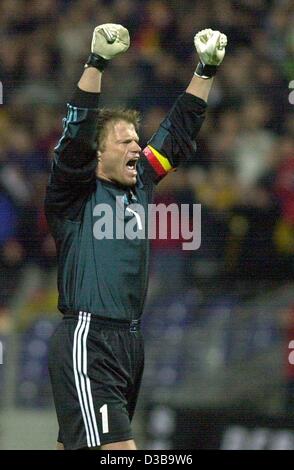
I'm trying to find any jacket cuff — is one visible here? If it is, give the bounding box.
[183,92,207,111]
[70,87,100,109]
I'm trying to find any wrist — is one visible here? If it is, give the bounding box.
[194,62,218,79]
[84,53,109,72]
[78,66,102,93]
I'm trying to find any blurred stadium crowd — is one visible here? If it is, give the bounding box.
[0,0,293,323]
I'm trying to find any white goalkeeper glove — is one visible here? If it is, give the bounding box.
[85,24,130,72]
[194,29,227,79]
[91,23,130,59]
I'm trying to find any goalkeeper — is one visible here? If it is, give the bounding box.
[45,25,227,450]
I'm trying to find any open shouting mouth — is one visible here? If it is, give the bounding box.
[125,156,139,177]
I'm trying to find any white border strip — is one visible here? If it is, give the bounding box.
[73,311,100,447]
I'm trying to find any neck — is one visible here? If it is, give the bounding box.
[96,167,113,183]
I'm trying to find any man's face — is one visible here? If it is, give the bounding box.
[97,120,141,187]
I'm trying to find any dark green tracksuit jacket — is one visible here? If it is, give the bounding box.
[45,88,206,321]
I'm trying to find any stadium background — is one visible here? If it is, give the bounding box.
[0,0,293,449]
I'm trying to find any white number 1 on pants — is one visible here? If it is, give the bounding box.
[99,404,109,433]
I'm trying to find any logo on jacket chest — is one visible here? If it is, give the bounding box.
[93,193,145,240]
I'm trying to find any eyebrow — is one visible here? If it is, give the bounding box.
[118,137,140,143]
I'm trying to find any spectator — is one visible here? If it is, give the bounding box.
[0,0,292,301]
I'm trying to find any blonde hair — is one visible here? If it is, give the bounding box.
[97,108,141,151]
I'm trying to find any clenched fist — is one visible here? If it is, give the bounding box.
[91,24,130,60]
[194,29,227,66]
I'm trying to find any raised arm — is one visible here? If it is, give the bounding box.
[186,29,227,101]
[45,24,130,222]
[78,22,131,93]
[52,24,130,184]
[140,29,227,184]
